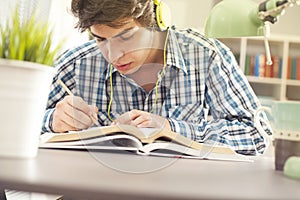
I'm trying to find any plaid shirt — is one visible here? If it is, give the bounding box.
[42,26,271,155]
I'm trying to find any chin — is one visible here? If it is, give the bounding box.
[122,66,142,75]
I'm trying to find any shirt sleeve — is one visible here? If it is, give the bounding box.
[167,39,272,155]
[42,108,55,132]
[41,50,77,133]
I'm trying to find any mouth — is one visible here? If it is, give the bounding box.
[115,62,132,71]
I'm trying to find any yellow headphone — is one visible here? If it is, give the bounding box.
[153,0,171,31]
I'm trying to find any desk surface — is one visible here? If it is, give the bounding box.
[0,149,300,200]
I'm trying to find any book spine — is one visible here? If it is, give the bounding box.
[244,54,250,75]
[287,56,292,79]
[297,57,300,80]
[265,56,272,78]
[291,57,298,80]
[279,57,283,78]
[254,54,265,77]
[245,54,283,79]
[250,55,255,76]
[272,56,280,78]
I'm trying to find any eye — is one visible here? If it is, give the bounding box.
[119,29,137,41]
[95,38,107,44]
[95,38,105,43]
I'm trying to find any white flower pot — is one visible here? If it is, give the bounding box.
[0,59,55,158]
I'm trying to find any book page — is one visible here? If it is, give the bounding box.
[40,125,243,161]
[40,133,143,151]
[140,142,251,162]
[41,125,159,143]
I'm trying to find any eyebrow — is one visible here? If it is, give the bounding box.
[90,27,136,41]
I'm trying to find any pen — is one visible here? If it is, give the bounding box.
[58,79,99,126]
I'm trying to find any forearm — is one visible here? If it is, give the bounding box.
[167,116,271,155]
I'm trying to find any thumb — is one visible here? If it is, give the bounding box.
[93,105,98,114]
[88,105,98,119]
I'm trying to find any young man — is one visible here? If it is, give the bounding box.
[42,0,272,155]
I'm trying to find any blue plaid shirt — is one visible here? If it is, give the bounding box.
[42,26,271,155]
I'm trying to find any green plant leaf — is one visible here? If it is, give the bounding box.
[0,5,65,66]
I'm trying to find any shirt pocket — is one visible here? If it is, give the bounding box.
[167,102,205,123]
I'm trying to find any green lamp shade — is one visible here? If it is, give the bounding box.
[205,0,265,38]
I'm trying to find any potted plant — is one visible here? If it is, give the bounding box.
[0,6,64,158]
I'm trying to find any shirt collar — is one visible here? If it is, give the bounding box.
[104,63,117,81]
[165,27,187,74]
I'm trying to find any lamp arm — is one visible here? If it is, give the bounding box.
[258,0,300,23]
[256,0,299,65]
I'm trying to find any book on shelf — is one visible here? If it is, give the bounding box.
[287,56,300,80]
[291,57,297,80]
[244,54,283,78]
[272,56,281,78]
[254,54,265,77]
[287,56,292,79]
[297,57,300,80]
[39,124,250,162]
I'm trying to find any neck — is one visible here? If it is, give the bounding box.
[126,63,162,93]
[126,29,169,93]
[145,30,167,64]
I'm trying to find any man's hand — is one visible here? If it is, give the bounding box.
[52,96,98,133]
[112,109,171,130]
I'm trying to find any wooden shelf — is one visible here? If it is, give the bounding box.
[286,79,300,86]
[246,76,282,85]
[220,35,300,101]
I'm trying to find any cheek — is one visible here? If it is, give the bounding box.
[129,50,151,63]
[96,42,109,60]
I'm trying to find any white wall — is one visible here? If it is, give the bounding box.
[269,5,300,35]
[165,0,300,36]
[164,0,214,32]
[48,0,89,52]
[0,0,88,53]
[0,0,51,25]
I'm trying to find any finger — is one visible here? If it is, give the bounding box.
[61,96,94,127]
[136,121,152,128]
[66,96,96,117]
[93,105,98,114]
[133,114,167,129]
[52,107,78,133]
[58,114,83,132]
[114,112,132,124]
[132,114,151,127]
[129,109,142,120]
[89,105,99,124]
[65,108,93,129]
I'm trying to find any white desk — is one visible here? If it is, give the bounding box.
[0,149,300,200]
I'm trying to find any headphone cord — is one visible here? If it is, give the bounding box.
[107,63,114,121]
[150,27,169,113]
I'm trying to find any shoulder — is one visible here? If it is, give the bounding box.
[55,40,102,68]
[170,26,231,54]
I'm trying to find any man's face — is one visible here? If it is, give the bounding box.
[90,19,155,75]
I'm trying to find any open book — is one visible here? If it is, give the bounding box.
[40,124,250,162]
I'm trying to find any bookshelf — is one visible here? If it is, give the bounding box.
[219,34,300,101]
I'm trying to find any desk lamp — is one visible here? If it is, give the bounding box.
[205,0,300,65]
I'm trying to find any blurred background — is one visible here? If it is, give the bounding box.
[1,0,300,53]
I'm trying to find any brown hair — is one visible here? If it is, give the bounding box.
[71,0,157,32]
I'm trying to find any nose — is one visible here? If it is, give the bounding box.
[103,40,125,63]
